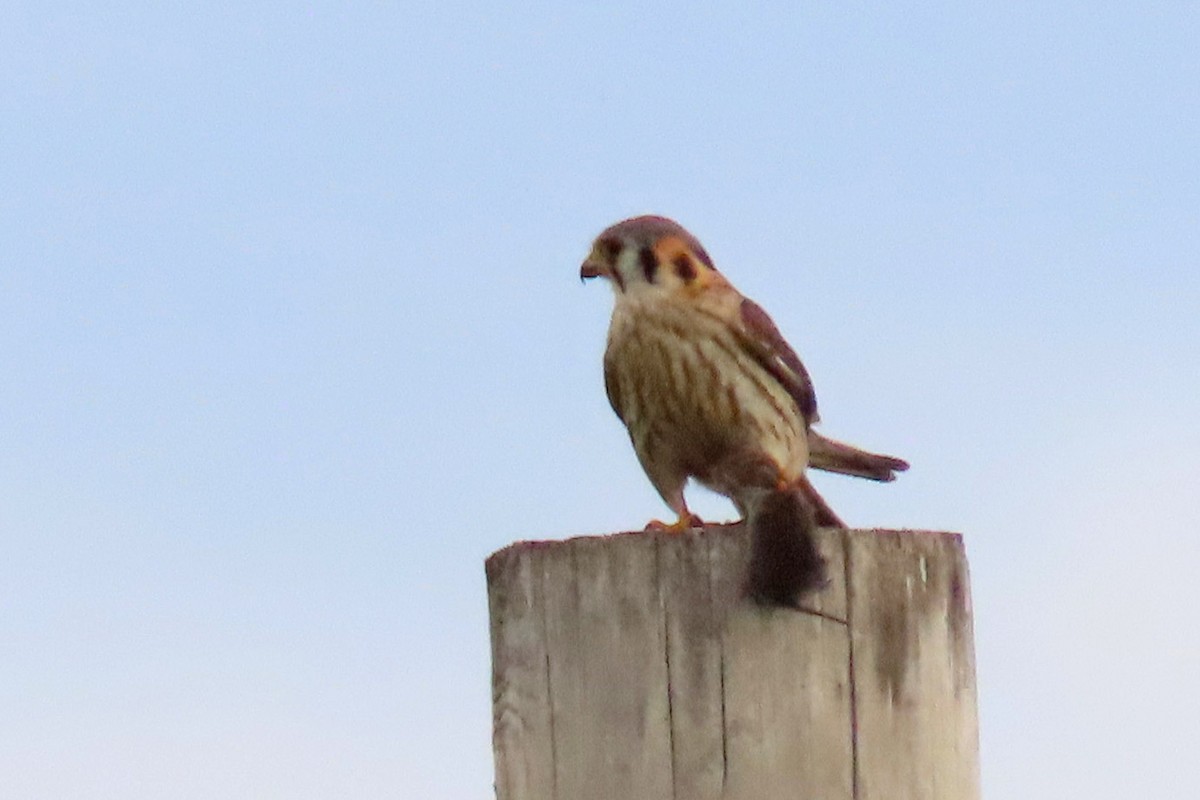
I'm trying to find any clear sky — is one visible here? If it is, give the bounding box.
[3,3,1198,798]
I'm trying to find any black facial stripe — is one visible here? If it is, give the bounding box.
[672,253,697,282]
[639,247,658,283]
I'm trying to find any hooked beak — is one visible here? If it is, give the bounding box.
[580,258,607,282]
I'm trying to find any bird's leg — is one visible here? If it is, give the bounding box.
[643,482,703,532]
[645,510,704,533]
[648,513,700,532]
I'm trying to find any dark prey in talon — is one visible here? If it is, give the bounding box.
[580,215,908,606]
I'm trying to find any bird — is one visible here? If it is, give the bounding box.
[580,214,908,606]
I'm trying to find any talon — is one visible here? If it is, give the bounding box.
[644,512,704,533]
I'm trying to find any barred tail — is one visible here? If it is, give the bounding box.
[745,489,828,608]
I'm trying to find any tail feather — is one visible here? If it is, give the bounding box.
[807,430,909,482]
[745,489,828,607]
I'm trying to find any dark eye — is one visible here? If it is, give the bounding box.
[672,253,697,282]
[597,237,622,263]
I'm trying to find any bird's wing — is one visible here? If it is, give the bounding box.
[735,298,820,425]
[603,347,627,424]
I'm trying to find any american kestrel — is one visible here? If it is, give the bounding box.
[581,215,908,605]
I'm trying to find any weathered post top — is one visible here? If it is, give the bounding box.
[486,525,978,800]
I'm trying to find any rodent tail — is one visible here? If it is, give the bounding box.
[745,488,828,608]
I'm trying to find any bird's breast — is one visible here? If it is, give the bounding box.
[605,297,808,488]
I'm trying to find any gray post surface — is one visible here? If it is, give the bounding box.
[486,526,978,800]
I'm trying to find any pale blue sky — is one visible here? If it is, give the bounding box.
[2,3,1198,798]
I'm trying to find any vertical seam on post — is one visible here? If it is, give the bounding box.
[719,642,729,792]
[843,529,861,800]
[711,531,729,792]
[658,534,678,799]
[537,548,559,800]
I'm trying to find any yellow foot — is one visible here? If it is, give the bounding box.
[644,512,704,533]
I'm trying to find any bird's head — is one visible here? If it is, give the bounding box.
[580,215,724,297]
